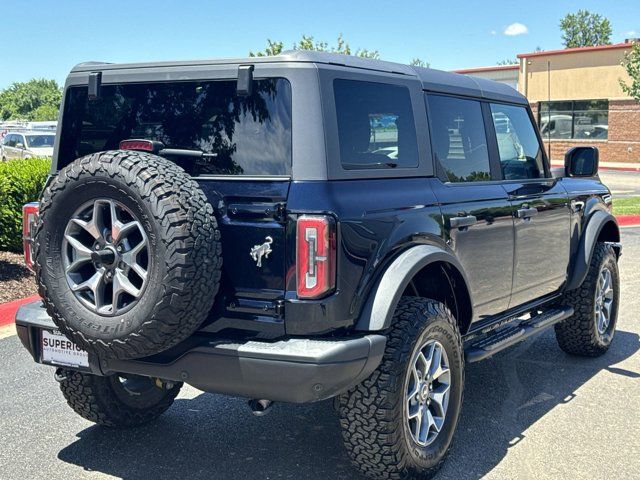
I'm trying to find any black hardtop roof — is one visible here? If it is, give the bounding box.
[71,50,527,105]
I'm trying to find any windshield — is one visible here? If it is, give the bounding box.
[59,78,292,176]
[26,135,55,148]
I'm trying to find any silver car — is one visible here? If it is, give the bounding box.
[1,131,55,161]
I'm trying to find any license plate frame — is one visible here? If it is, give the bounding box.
[40,329,90,369]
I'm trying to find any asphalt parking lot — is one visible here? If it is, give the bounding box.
[1,229,638,480]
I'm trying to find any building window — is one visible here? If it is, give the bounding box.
[538,100,608,140]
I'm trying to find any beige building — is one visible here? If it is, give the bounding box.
[456,41,640,163]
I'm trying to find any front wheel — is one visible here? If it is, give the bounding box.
[554,242,620,356]
[339,297,464,480]
[59,370,182,427]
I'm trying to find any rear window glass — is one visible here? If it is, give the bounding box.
[59,78,292,176]
[334,79,418,170]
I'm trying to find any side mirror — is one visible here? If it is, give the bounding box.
[16,142,25,150]
[565,146,599,177]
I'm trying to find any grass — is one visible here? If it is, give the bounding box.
[612,196,640,216]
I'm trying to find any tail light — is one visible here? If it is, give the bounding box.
[296,215,336,299]
[22,202,39,271]
[119,139,163,152]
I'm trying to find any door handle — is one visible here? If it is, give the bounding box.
[450,215,477,229]
[516,207,538,219]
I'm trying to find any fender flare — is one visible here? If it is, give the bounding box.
[354,245,473,331]
[566,210,620,291]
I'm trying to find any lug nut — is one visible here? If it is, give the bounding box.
[117,246,123,253]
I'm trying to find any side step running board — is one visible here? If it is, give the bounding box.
[465,307,574,363]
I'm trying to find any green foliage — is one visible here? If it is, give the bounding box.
[410,58,430,68]
[560,10,612,48]
[0,158,50,252]
[497,59,518,65]
[250,33,379,59]
[0,79,62,121]
[612,196,640,216]
[249,39,284,57]
[621,42,640,103]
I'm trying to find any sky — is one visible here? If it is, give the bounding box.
[1,0,639,89]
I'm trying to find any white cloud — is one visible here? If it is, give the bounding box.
[626,30,637,36]
[490,30,497,36]
[504,22,529,36]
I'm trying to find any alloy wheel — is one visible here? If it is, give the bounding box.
[595,266,614,335]
[62,199,149,316]
[405,339,451,447]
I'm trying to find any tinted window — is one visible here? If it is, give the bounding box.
[59,78,292,176]
[426,95,491,182]
[334,79,418,169]
[4,134,16,147]
[26,135,55,147]
[490,103,545,180]
[539,99,608,140]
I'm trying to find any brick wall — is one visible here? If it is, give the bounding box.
[531,99,640,163]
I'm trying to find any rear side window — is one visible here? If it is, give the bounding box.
[426,94,491,182]
[490,103,545,179]
[334,79,418,169]
[59,78,292,176]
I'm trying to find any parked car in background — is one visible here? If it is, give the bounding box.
[1,131,55,161]
[26,121,58,131]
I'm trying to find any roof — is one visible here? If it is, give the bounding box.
[453,65,519,74]
[3,130,55,135]
[71,50,527,105]
[517,42,632,59]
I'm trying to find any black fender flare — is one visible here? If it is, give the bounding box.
[566,210,620,291]
[354,245,473,331]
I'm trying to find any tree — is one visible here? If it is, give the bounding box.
[410,58,430,68]
[621,42,640,102]
[250,33,379,59]
[497,59,518,65]
[560,10,612,48]
[0,79,62,121]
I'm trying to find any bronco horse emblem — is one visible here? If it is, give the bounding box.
[250,236,273,267]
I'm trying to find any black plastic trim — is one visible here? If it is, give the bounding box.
[15,301,386,403]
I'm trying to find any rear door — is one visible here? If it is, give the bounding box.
[426,94,514,320]
[58,76,294,329]
[488,102,571,306]
[198,179,290,322]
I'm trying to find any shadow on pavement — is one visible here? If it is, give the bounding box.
[57,329,639,480]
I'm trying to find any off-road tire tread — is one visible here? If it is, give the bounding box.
[34,150,221,359]
[554,242,618,357]
[58,370,181,427]
[338,297,464,480]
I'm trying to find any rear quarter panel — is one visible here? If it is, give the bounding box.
[284,177,444,335]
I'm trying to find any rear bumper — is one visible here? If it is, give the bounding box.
[15,301,386,403]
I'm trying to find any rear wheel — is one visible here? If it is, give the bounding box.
[58,370,181,427]
[554,242,619,356]
[339,297,464,480]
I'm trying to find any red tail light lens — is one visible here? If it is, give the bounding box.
[22,202,39,271]
[119,139,155,152]
[296,215,336,299]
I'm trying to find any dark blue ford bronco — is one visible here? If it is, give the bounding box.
[16,51,621,479]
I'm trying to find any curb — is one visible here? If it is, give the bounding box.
[0,295,40,328]
[616,215,640,227]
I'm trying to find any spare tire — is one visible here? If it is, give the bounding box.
[34,150,221,360]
